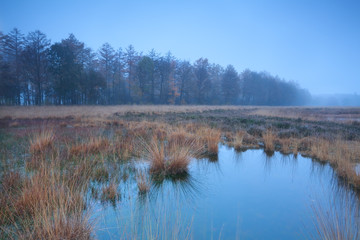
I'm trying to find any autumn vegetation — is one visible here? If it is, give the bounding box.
[1,106,360,239]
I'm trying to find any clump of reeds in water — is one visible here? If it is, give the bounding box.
[196,127,221,155]
[101,182,118,204]
[263,129,275,153]
[137,170,150,194]
[232,130,246,151]
[143,135,202,176]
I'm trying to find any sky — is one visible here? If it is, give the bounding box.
[1,0,359,95]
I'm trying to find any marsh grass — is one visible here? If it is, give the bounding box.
[3,107,360,239]
[93,166,109,182]
[70,136,110,157]
[29,129,55,155]
[197,127,221,155]
[263,129,275,153]
[311,193,360,240]
[279,138,299,155]
[101,182,118,204]
[0,160,92,240]
[232,130,246,151]
[137,170,150,194]
[142,133,202,176]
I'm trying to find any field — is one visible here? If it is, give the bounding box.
[1,105,360,239]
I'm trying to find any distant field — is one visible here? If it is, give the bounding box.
[1,105,360,123]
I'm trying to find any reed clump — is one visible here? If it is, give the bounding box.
[197,127,221,155]
[279,138,299,155]
[101,182,118,203]
[29,129,55,156]
[232,130,246,151]
[144,135,201,176]
[137,170,150,194]
[263,129,275,153]
[70,136,110,156]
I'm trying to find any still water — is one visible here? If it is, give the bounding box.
[91,145,358,239]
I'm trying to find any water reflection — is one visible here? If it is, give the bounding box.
[92,146,360,240]
[149,172,202,202]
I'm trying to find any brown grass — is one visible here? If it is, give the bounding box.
[197,127,221,155]
[70,136,110,156]
[307,137,360,187]
[232,130,246,151]
[279,138,299,155]
[263,129,275,153]
[29,129,55,155]
[311,194,359,240]
[0,172,24,225]
[137,171,150,194]
[0,105,244,119]
[101,182,118,202]
[1,160,92,239]
[144,135,201,176]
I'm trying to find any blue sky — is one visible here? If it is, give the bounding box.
[1,0,359,95]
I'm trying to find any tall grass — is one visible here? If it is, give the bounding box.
[137,170,150,194]
[311,193,360,240]
[263,129,275,153]
[197,128,221,155]
[143,135,202,176]
[1,131,94,240]
[29,129,55,155]
[232,130,246,151]
[70,136,110,157]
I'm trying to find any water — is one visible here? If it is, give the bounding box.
[91,145,359,239]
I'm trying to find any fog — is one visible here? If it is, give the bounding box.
[311,94,360,107]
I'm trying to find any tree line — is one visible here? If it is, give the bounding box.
[0,28,311,106]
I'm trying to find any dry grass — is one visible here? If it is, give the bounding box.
[137,171,150,194]
[307,137,360,187]
[197,127,221,155]
[0,172,24,226]
[93,166,109,182]
[0,105,243,119]
[70,137,110,156]
[1,160,92,239]
[311,194,359,240]
[232,130,246,151]
[279,138,299,155]
[101,182,118,202]
[2,106,360,238]
[263,129,275,153]
[29,129,55,155]
[143,135,201,176]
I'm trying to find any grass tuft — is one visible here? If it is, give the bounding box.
[29,129,55,155]
[137,170,150,194]
[263,129,275,153]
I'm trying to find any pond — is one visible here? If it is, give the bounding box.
[91,145,359,239]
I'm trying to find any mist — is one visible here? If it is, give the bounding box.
[310,93,360,107]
